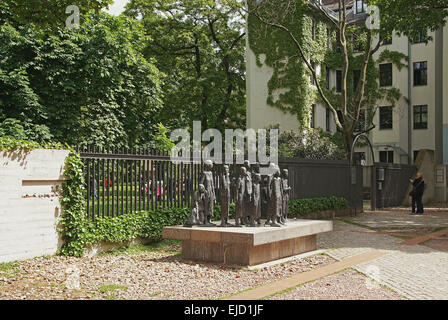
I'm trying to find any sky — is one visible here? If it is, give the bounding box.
[106,0,131,16]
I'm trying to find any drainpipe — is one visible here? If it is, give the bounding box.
[407,38,412,165]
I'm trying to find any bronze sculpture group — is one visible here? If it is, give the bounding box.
[184,160,291,228]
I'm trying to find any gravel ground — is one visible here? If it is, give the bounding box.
[270,269,405,300]
[0,246,335,300]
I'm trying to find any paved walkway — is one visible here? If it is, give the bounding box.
[227,210,448,300]
[319,219,448,300]
[226,251,387,300]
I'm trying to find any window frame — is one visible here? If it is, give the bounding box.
[412,29,428,44]
[379,106,393,130]
[413,105,428,130]
[310,104,316,128]
[413,61,428,86]
[379,63,393,87]
[336,70,342,93]
[326,107,331,132]
[379,150,394,164]
[355,0,366,14]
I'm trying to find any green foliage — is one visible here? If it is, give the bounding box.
[154,123,175,152]
[0,136,63,150]
[0,11,163,149]
[247,0,409,154]
[126,0,246,132]
[0,261,20,278]
[278,128,346,160]
[369,0,448,43]
[0,118,53,143]
[99,284,128,292]
[3,0,112,30]
[248,1,321,126]
[288,196,349,218]
[59,150,88,257]
[59,150,190,257]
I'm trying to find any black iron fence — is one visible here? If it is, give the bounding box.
[78,147,247,219]
[79,147,203,219]
[374,162,417,208]
[277,158,364,211]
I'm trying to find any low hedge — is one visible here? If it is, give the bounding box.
[213,196,348,220]
[288,196,348,218]
[60,208,189,257]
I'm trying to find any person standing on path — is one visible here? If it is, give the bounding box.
[409,172,425,215]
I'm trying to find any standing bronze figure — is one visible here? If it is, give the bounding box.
[220,165,233,227]
[251,173,262,227]
[281,169,291,224]
[184,184,206,227]
[235,167,246,227]
[266,166,282,227]
[199,160,216,226]
[243,160,253,225]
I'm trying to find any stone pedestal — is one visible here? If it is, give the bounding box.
[163,219,333,266]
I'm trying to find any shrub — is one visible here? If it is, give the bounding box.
[288,196,348,218]
[278,128,346,160]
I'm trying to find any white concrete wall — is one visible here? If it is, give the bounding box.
[0,149,69,263]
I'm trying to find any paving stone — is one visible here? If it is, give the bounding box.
[318,219,448,300]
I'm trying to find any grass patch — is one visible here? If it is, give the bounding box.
[105,295,119,300]
[98,239,181,256]
[99,284,128,293]
[149,292,161,297]
[0,262,20,278]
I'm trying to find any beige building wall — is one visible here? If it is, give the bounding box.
[247,17,447,167]
[246,45,301,132]
[246,40,336,134]
[411,31,437,154]
[0,149,69,263]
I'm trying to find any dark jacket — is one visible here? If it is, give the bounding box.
[412,177,425,197]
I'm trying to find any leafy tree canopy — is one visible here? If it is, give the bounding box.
[278,128,346,160]
[125,0,246,132]
[0,11,163,148]
[3,0,112,30]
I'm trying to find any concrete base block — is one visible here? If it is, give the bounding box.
[163,219,332,266]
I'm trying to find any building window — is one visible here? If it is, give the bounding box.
[379,106,393,130]
[412,29,427,44]
[310,60,316,85]
[353,69,360,91]
[326,107,331,132]
[310,104,316,128]
[355,0,366,14]
[413,61,428,86]
[379,63,393,87]
[379,150,394,163]
[325,66,330,90]
[336,70,342,92]
[413,105,428,129]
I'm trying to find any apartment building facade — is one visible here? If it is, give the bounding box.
[246,1,448,167]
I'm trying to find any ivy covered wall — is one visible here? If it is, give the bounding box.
[247,1,406,131]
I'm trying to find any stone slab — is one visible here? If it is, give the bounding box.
[163,219,333,265]
[163,219,333,246]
